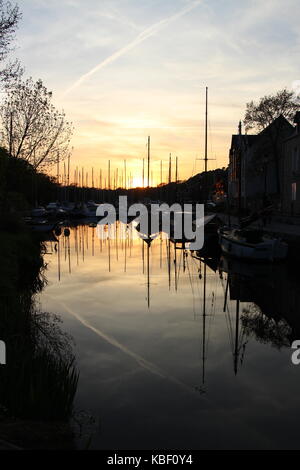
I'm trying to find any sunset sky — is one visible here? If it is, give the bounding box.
[17,0,300,186]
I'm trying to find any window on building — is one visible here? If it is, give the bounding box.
[292,182,297,201]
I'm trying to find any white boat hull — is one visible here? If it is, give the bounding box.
[219,231,288,261]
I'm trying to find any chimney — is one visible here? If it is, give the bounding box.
[238,120,242,135]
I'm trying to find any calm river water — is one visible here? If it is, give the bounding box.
[39,222,300,450]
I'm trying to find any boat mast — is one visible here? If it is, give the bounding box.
[124,160,127,190]
[204,87,208,204]
[147,136,150,188]
[197,87,209,204]
[168,153,172,184]
[205,87,208,174]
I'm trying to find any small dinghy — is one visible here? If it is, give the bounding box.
[218,227,288,261]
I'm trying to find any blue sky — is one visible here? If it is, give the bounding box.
[15,0,300,183]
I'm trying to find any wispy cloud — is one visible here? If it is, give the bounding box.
[18,0,300,176]
[63,0,203,96]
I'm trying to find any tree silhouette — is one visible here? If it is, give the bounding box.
[244,89,299,195]
[0,1,22,86]
[0,77,73,169]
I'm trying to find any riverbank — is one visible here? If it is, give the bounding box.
[0,223,78,450]
[0,418,76,450]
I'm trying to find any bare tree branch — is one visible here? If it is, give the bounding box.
[244,89,299,133]
[0,1,22,86]
[0,77,74,170]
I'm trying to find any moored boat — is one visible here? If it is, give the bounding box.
[218,227,288,261]
[31,206,47,218]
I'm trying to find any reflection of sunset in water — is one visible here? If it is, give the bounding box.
[39,223,300,450]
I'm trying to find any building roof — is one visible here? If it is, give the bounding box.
[230,134,257,151]
[257,114,293,140]
[230,115,294,150]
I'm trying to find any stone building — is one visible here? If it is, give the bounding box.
[282,112,300,216]
[228,116,294,212]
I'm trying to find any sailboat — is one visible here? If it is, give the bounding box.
[218,227,288,261]
[218,121,288,262]
[196,87,220,247]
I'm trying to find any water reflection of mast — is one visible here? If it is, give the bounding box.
[234,299,240,375]
[124,226,127,273]
[221,270,244,376]
[75,226,79,266]
[108,236,111,272]
[140,234,153,308]
[167,239,171,290]
[116,222,119,261]
[202,260,207,385]
[147,240,150,309]
[64,233,67,262]
[174,242,178,292]
[57,237,61,281]
[67,233,71,274]
[92,226,95,257]
[81,225,85,262]
[142,238,145,274]
[160,232,163,269]
[99,228,103,253]
[129,224,133,258]
[223,275,229,313]
[86,224,89,251]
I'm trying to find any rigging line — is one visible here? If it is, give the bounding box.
[190,256,206,301]
[205,272,218,353]
[213,273,221,313]
[206,290,216,342]
[226,292,235,351]
[210,268,220,317]
[192,259,202,300]
[185,255,197,319]
[221,277,235,353]
[225,308,235,354]
[176,248,183,286]
[238,317,248,356]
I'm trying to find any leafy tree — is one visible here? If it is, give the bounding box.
[0,77,73,169]
[244,89,299,132]
[244,89,299,196]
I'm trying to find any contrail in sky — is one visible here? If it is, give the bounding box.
[63,0,203,96]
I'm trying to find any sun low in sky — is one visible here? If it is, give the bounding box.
[17,0,300,186]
